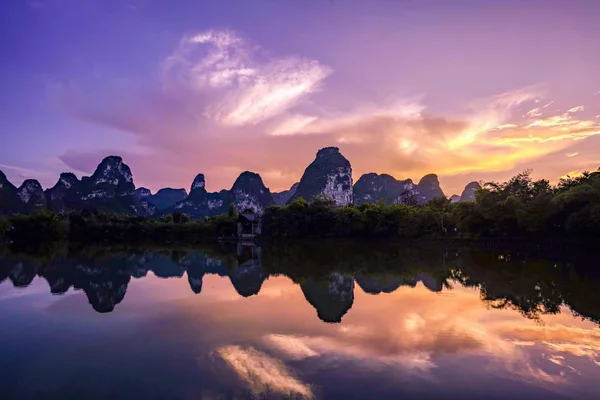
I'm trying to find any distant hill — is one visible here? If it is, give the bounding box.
[0,147,473,217]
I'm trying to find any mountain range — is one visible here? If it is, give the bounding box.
[0,147,480,217]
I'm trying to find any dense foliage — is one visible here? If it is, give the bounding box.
[2,209,237,248]
[453,169,600,238]
[262,195,446,238]
[263,170,600,239]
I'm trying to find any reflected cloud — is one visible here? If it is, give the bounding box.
[267,333,436,376]
[501,322,600,369]
[259,283,600,391]
[216,345,313,399]
[264,334,318,360]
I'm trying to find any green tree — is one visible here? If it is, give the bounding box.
[228,202,238,218]
[172,212,190,224]
[0,216,9,241]
[159,214,174,224]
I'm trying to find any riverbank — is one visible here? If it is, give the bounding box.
[3,206,600,262]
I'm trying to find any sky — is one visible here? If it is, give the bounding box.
[1,0,599,196]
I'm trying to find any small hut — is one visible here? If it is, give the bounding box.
[236,212,262,239]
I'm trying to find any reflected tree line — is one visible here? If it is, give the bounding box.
[1,242,600,325]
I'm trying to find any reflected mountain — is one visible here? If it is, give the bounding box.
[229,258,268,297]
[181,253,228,294]
[83,267,130,313]
[301,273,355,323]
[12,257,133,313]
[10,261,38,287]
[355,273,447,295]
[355,276,406,294]
[2,242,600,325]
[415,273,447,292]
[186,260,222,294]
[144,256,186,279]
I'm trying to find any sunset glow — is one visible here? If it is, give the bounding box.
[2,0,599,196]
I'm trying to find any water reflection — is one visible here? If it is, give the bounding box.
[1,242,600,326]
[2,242,600,399]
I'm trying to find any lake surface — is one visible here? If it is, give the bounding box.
[1,242,600,400]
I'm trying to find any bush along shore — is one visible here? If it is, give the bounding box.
[2,170,600,248]
[0,209,237,250]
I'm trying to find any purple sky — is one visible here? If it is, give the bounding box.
[1,0,599,195]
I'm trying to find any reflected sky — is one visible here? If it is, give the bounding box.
[0,246,599,399]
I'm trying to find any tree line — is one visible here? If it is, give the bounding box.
[2,169,600,247]
[0,205,239,249]
[263,169,600,239]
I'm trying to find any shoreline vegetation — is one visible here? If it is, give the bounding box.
[2,170,600,251]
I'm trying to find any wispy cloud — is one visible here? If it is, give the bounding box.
[567,105,585,113]
[163,30,331,127]
[270,114,318,136]
[0,163,45,178]
[542,101,554,109]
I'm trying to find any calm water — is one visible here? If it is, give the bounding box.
[1,242,600,400]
